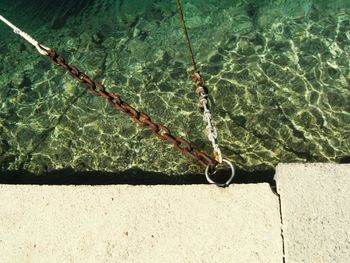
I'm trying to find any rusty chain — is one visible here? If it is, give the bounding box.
[46,49,219,172]
[1,14,235,186]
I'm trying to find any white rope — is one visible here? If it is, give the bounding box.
[200,92,236,187]
[0,15,50,55]
[199,91,223,163]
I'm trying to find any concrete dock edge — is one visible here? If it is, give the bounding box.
[0,184,282,263]
[275,163,350,263]
[1,163,349,262]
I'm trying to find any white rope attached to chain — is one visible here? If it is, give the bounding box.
[199,91,223,163]
[0,15,50,56]
[199,90,235,187]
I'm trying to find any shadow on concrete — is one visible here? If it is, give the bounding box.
[0,167,275,186]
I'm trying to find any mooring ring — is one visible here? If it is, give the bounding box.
[205,159,235,187]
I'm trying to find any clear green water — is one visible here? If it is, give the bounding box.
[0,0,349,177]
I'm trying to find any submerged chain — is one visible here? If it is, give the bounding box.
[1,14,233,185]
[46,50,218,171]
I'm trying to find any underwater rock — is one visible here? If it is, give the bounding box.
[11,72,25,88]
[183,2,210,29]
[92,32,104,45]
[127,39,149,59]
[66,39,79,52]
[0,139,10,156]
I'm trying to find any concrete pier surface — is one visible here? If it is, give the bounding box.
[0,163,349,262]
[275,163,350,263]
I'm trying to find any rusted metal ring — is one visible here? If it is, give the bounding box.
[205,159,234,187]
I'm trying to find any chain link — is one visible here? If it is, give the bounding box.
[46,50,218,171]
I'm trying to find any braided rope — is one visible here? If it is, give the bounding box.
[0,15,50,55]
[175,4,224,163]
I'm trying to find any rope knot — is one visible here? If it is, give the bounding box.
[192,71,205,87]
